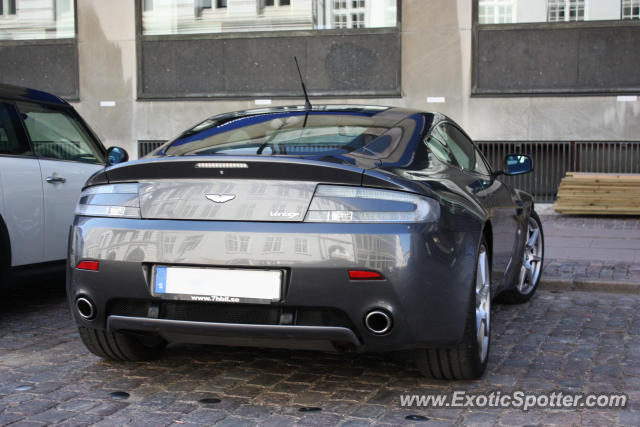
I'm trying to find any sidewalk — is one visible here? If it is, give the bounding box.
[536,203,640,293]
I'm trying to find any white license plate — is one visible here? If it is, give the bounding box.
[153,266,282,304]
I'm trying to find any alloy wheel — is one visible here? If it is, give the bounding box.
[475,245,490,363]
[516,216,543,295]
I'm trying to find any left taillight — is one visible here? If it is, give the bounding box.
[75,183,140,218]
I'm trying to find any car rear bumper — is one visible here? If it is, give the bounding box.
[68,216,480,352]
[108,316,361,352]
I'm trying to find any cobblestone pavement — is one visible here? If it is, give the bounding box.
[539,214,640,285]
[543,258,640,283]
[1,279,639,426]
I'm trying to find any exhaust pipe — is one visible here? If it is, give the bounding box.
[76,297,96,320]
[364,309,392,335]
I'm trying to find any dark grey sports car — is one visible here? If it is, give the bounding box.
[67,105,543,379]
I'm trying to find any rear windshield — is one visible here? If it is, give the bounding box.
[162,110,397,157]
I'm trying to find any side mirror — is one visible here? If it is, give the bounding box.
[106,146,129,166]
[503,154,532,176]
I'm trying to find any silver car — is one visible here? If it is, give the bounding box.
[0,84,126,286]
[67,106,544,379]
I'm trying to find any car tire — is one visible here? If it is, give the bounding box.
[414,239,491,379]
[0,226,9,289]
[78,327,166,361]
[498,210,544,304]
[0,260,7,289]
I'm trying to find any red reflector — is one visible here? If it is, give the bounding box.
[349,270,384,280]
[77,261,100,271]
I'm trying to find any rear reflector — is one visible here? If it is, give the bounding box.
[349,270,384,280]
[77,261,100,271]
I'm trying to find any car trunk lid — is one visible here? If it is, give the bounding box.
[103,157,363,222]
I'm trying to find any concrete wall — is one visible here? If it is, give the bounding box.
[71,0,640,158]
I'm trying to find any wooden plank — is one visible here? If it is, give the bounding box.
[554,211,640,216]
[564,172,640,180]
[560,180,640,186]
[555,173,640,215]
[554,204,640,212]
[554,209,640,216]
[555,199,640,206]
[556,193,640,199]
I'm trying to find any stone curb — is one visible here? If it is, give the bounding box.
[540,277,640,294]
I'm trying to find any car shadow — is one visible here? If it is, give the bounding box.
[0,272,67,323]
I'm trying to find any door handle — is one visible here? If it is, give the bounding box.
[46,176,66,184]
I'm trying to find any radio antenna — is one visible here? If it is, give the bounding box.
[294,56,312,111]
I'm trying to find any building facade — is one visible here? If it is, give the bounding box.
[1,0,639,199]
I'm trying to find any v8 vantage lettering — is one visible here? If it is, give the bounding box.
[400,391,628,411]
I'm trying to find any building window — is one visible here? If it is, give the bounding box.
[477,0,635,24]
[622,0,640,19]
[333,0,367,29]
[196,0,212,17]
[295,238,308,254]
[163,236,176,254]
[226,235,250,253]
[334,13,347,28]
[547,0,584,22]
[142,0,396,35]
[478,0,515,24]
[334,0,347,9]
[263,237,282,253]
[0,0,74,40]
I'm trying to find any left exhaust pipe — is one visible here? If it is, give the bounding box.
[76,297,96,320]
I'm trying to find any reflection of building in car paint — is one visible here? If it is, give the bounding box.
[85,228,407,270]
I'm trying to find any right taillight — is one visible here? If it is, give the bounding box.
[304,185,440,223]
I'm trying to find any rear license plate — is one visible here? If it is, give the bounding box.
[152,266,283,304]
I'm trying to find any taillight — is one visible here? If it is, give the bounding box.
[349,270,384,280]
[304,185,439,223]
[77,260,100,271]
[75,183,140,218]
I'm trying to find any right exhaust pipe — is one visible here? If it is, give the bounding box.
[364,309,393,335]
[75,297,96,320]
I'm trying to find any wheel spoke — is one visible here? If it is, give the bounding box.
[527,228,539,248]
[524,261,533,284]
[475,246,490,363]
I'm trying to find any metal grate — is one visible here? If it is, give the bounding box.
[478,141,640,202]
[137,139,640,203]
[138,140,165,157]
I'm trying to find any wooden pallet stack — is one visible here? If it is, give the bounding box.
[553,172,640,215]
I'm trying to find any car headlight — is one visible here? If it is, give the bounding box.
[304,185,439,223]
[75,183,140,218]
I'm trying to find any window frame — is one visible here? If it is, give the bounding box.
[428,121,493,176]
[622,0,640,19]
[0,100,33,158]
[472,0,640,96]
[0,0,79,100]
[135,0,402,100]
[139,0,400,37]
[15,101,106,165]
